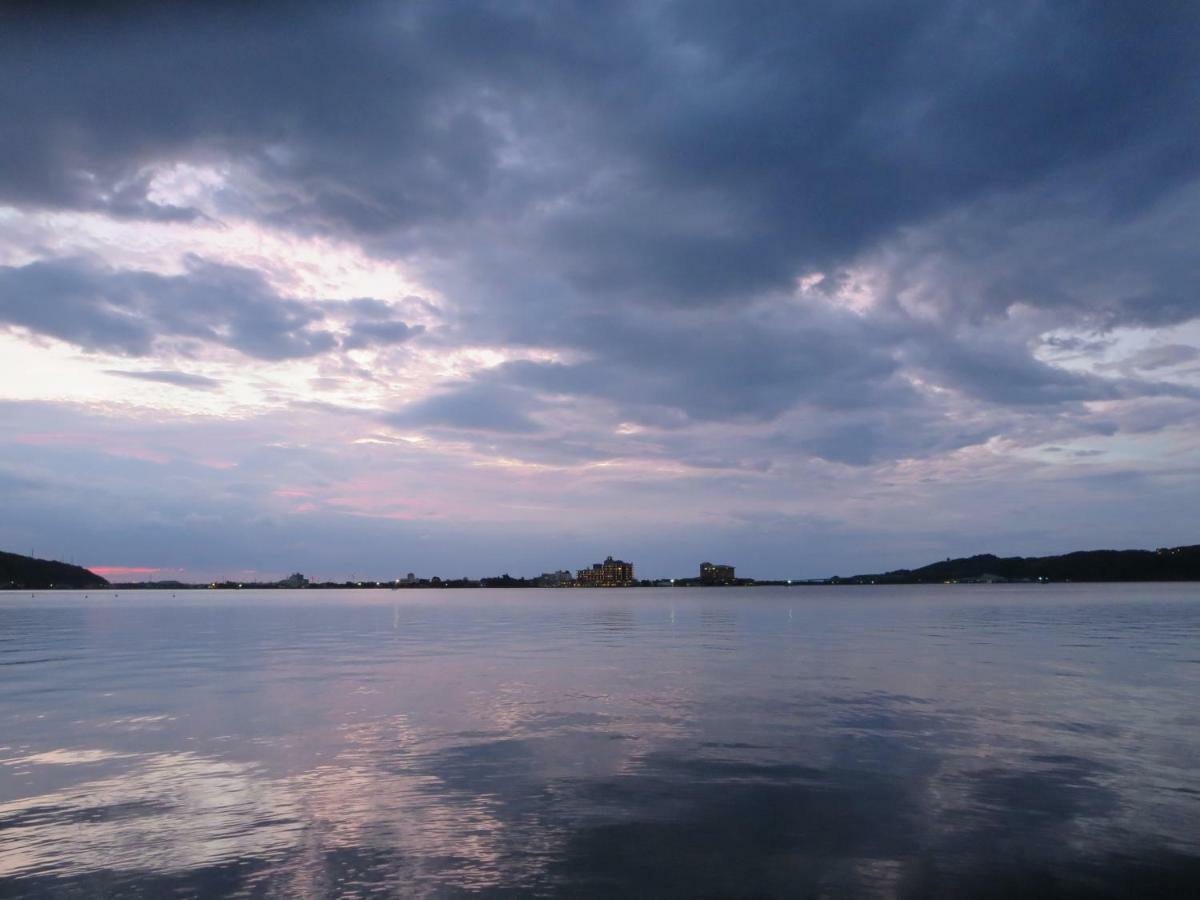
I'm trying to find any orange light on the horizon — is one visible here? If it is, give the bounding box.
[89,566,167,576]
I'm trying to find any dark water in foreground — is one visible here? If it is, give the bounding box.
[1,585,1199,899]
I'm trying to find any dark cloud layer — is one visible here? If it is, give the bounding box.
[3,3,1198,311]
[5,3,1197,333]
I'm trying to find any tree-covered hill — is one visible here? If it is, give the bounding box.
[843,545,1200,584]
[0,550,109,589]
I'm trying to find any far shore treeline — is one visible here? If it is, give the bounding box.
[3,545,1200,591]
[0,550,109,591]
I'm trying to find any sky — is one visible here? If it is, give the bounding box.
[1,2,1199,582]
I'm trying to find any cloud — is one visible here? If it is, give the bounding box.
[0,256,328,358]
[907,337,1119,407]
[795,414,995,468]
[0,256,422,361]
[105,370,222,390]
[4,3,1199,386]
[342,319,424,351]
[2,4,1196,290]
[385,382,543,434]
[491,301,909,426]
[0,4,509,232]
[1039,335,1115,357]
[1123,344,1199,372]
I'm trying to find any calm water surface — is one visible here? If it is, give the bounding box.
[1,585,1199,898]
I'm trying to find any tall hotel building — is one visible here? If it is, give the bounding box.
[700,562,736,585]
[576,556,635,587]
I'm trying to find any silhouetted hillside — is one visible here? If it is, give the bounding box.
[844,545,1200,584]
[0,551,109,589]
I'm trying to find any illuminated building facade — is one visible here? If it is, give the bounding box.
[699,561,735,585]
[576,556,635,587]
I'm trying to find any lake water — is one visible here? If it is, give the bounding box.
[1,585,1199,898]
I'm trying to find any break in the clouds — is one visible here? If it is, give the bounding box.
[1,2,1198,580]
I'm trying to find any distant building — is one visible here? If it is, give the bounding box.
[576,556,635,587]
[278,572,309,588]
[699,562,735,585]
[538,570,574,587]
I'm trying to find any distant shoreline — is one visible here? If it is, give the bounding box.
[3,544,1198,591]
[6,581,1200,597]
